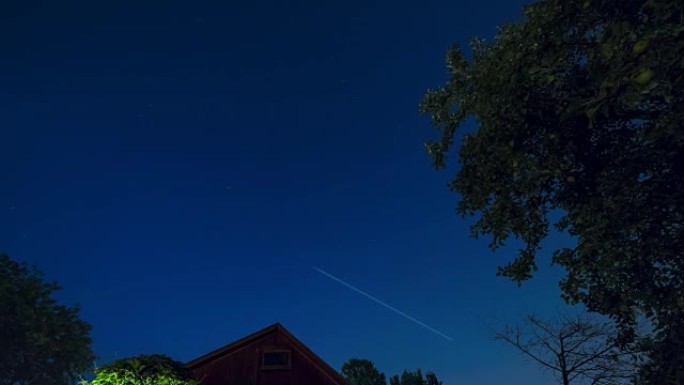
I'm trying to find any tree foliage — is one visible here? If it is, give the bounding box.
[341,358,387,385]
[341,359,442,385]
[495,312,637,385]
[0,252,95,385]
[388,369,442,385]
[420,0,683,381]
[80,354,198,385]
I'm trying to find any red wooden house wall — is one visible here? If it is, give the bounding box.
[185,323,347,385]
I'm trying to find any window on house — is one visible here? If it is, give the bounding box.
[262,349,291,370]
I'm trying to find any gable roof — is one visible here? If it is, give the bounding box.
[185,323,347,385]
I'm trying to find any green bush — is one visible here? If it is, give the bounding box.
[80,354,198,385]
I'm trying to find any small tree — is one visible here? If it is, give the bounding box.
[0,253,95,385]
[389,369,442,385]
[341,359,443,385]
[80,354,198,385]
[495,312,637,385]
[342,358,387,385]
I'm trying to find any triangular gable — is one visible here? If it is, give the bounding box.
[186,323,347,385]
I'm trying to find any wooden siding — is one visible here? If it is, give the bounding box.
[187,324,347,385]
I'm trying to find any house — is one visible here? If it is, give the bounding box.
[185,323,348,385]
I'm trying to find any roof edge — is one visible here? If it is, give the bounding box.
[185,322,281,369]
[184,323,347,385]
[275,324,347,385]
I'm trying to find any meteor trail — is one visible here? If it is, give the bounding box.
[313,266,453,341]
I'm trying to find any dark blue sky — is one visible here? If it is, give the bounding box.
[2,1,573,383]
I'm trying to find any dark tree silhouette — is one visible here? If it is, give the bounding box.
[342,358,387,385]
[389,369,443,385]
[420,0,683,381]
[0,253,95,385]
[495,313,637,385]
[342,359,443,385]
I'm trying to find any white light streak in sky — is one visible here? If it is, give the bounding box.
[313,266,453,341]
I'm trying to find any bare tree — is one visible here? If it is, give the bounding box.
[495,312,638,385]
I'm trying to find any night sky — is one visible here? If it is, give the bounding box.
[2,1,573,383]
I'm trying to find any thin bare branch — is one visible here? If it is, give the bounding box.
[494,311,637,385]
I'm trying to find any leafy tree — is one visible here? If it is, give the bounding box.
[0,252,95,385]
[424,372,442,385]
[636,324,684,385]
[420,0,683,381]
[389,369,442,385]
[80,354,198,385]
[495,312,637,385]
[341,360,443,385]
[341,358,387,385]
